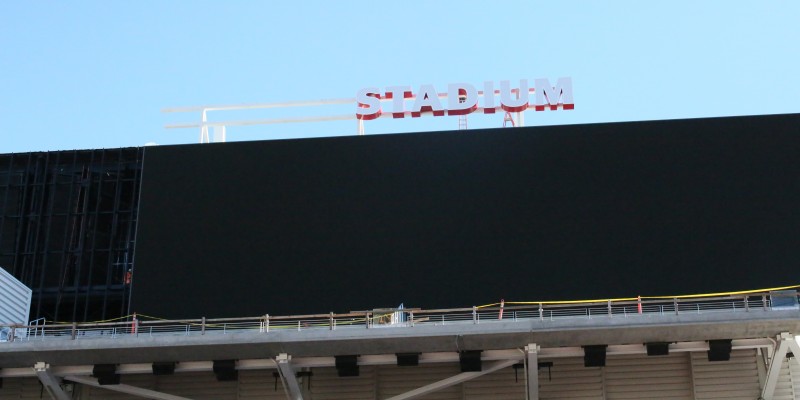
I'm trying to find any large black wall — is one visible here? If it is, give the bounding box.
[132,114,800,319]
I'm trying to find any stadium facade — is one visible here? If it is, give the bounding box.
[2,113,800,399]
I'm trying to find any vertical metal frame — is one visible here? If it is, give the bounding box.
[0,148,144,322]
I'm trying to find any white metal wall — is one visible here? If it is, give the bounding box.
[0,377,44,400]
[82,371,237,400]
[691,349,761,400]
[773,357,796,400]
[311,365,376,400]
[604,353,693,400]
[377,364,463,400]
[0,267,32,329]
[10,350,800,399]
[538,356,604,399]
[154,372,238,399]
[790,356,800,399]
[239,370,293,400]
[463,364,525,400]
[84,374,155,400]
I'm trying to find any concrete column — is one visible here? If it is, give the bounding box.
[526,344,539,400]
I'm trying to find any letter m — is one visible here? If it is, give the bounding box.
[534,77,574,111]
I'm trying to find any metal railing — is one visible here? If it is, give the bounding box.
[0,293,795,344]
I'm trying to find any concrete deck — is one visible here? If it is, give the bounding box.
[1,309,798,368]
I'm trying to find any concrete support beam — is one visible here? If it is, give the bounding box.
[65,375,194,400]
[526,344,539,400]
[0,340,775,380]
[34,362,71,400]
[384,359,518,400]
[761,332,800,400]
[276,353,304,400]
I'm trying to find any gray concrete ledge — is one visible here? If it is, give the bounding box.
[1,309,798,368]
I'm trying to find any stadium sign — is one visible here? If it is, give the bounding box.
[356,78,574,121]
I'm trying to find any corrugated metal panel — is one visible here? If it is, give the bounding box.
[83,374,156,400]
[377,364,462,400]
[773,357,796,400]
[238,370,295,400]
[310,366,375,400]
[154,371,237,400]
[0,377,24,400]
[463,363,525,400]
[691,349,761,400]
[18,377,45,400]
[790,356,800,399]
[0,377,49,400]
[604,353,692,400]
[0,267,32,328]
[538,356,604,399]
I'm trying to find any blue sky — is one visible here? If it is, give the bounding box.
[1,1,798,153]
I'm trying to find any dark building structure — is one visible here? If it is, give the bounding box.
[2,113,800,323]
[0,148,143,322]
[131,113,800,318]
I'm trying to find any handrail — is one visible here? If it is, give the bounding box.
[0,292,796,343]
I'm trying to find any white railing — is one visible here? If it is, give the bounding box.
[0,293,794,344]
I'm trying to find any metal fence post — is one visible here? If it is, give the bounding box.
[330,312,334,330]
[9,326,15,343]
[607,300,612,317]
[674,298,679,315]
[473,306,477,324]
[71,323,77,340]
[366,312,371,329]
[539,303,543,321]
[763,294,768,311]
[201,317,206,335]
[410,311,415,327]
[266,314,270,333]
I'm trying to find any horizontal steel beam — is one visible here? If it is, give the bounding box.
[34,362,71,400]
[0,339,774,379]
[162,98,357,113]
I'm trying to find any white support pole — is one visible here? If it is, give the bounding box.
[276,353,305,400]
[212,126,226,143]
[384,359,518,400]
[761,333,800,400]
[526,344,539,400]
[200,110,209,144]
[64,375,194,400]
[34,363,72,400]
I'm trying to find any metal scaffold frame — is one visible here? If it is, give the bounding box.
[0,149,143,323]
[162,88,542,142]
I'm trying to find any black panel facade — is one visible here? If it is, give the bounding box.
[132,113,800,319]
[0,148,143,322]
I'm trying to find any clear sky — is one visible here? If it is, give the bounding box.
[1,1,798,153]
